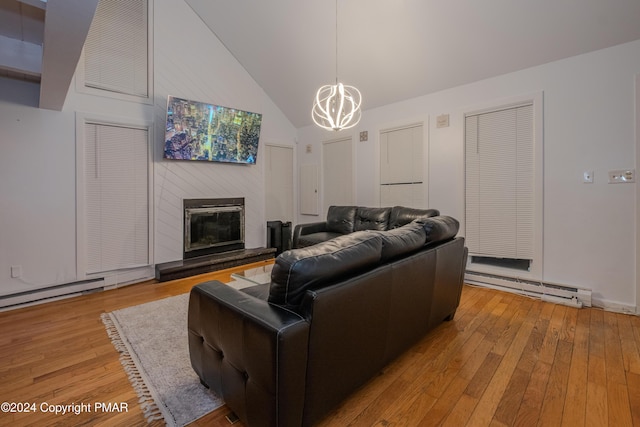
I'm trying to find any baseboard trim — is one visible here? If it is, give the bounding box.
[590,297,637,315]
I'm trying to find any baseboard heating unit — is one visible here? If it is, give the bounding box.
[465,271,592,309]
[0,279,106,311]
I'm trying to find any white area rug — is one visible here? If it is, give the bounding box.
[102,294,224,426]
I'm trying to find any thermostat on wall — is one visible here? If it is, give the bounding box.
[436,114,450,128]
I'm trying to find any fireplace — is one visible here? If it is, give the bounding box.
[183,198,245,259]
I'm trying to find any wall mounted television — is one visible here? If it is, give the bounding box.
[163,96,262,165]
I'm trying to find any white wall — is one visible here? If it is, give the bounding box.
[0,0,296,297]
[0,79,77,296]
[297,39,640,309]
[152,0,296,263]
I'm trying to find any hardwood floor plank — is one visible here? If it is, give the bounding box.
[561,308,590,426]
[607,380,633,427]
[585,383,608,427]
[512,360,552,426]
[627,371,640,426]
[417,375,470,427]
[616,313,640,375]
[466,301,539,427]
[603,311,628,386]
[537,340,572,426]
[441,393,477,427]
[492,367,531,426]
[538,304,567,365]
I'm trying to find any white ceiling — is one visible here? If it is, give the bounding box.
[1,1,640,122]
[185,0,640,128]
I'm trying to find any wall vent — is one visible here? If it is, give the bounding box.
[465,271,592,308]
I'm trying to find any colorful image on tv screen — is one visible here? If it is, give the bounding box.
[164,96,262,164]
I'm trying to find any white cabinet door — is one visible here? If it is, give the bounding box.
[323,137,353,214]
[299,164,319,216]
[265,145,294,222]
[380,183,426,208]
[380,124,424,207]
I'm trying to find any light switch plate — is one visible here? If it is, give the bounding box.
[608,169,635,183]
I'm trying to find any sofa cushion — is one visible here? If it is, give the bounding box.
[326,206,357,234]
[268,231,382,309]
[354,207,391,231]
[373,222,427,262]
[419,216,460,244]
[389,206,440,229]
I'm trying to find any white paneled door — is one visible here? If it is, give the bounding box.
[379,124,425,208]
[322,137,353,215]
[265,144,294,222]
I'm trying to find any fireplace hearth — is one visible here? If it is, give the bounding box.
[154,197,276,282]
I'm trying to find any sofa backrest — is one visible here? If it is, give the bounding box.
[325,205,357,234]
[373,221,427,262]
[420,215,460,245]
[324,205,440,235]
[268,231,382,310]
[271,215,461,311]
[353,207,391,231]
[389,206,440,228]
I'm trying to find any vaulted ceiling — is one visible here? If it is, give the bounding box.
[186,0,640,128]
[2,0,640,127]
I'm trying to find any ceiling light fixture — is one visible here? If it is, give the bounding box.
[312,0,362,131]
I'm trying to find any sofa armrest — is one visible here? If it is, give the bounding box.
[292,221,328,248]
[188,281,309,427]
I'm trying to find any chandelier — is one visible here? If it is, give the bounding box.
[312,0,362,131]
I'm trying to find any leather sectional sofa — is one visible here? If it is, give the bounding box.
[292,205,440,248]
[188,214,467,427]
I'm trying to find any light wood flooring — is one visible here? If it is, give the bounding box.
[1,262,639,426]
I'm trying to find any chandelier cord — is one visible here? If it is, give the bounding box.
[335,0,338,85]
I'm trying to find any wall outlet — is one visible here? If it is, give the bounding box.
[11,265,22,278]
[583,171,594,183]
[608,169,635,183]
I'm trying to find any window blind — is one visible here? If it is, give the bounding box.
[84,0,148,97]
[84,123,149,274]
[465,104,533,260]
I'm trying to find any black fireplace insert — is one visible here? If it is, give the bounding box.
[183,198,245,259]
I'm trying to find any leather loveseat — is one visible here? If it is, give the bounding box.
[292,205,439,249]
[188,215,467,427]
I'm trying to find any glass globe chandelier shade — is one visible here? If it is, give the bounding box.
[311,0,362,131]
[312,82,362,131]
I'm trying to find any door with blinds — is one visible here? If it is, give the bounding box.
[465,104,534,269]
[83,122,150,275]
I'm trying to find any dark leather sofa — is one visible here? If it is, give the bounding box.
[292,205,440,249]
[188,215,467,427]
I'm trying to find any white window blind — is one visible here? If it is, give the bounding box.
[84,123,149,274]
[84,0,148,97]
[465,104,533,260]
